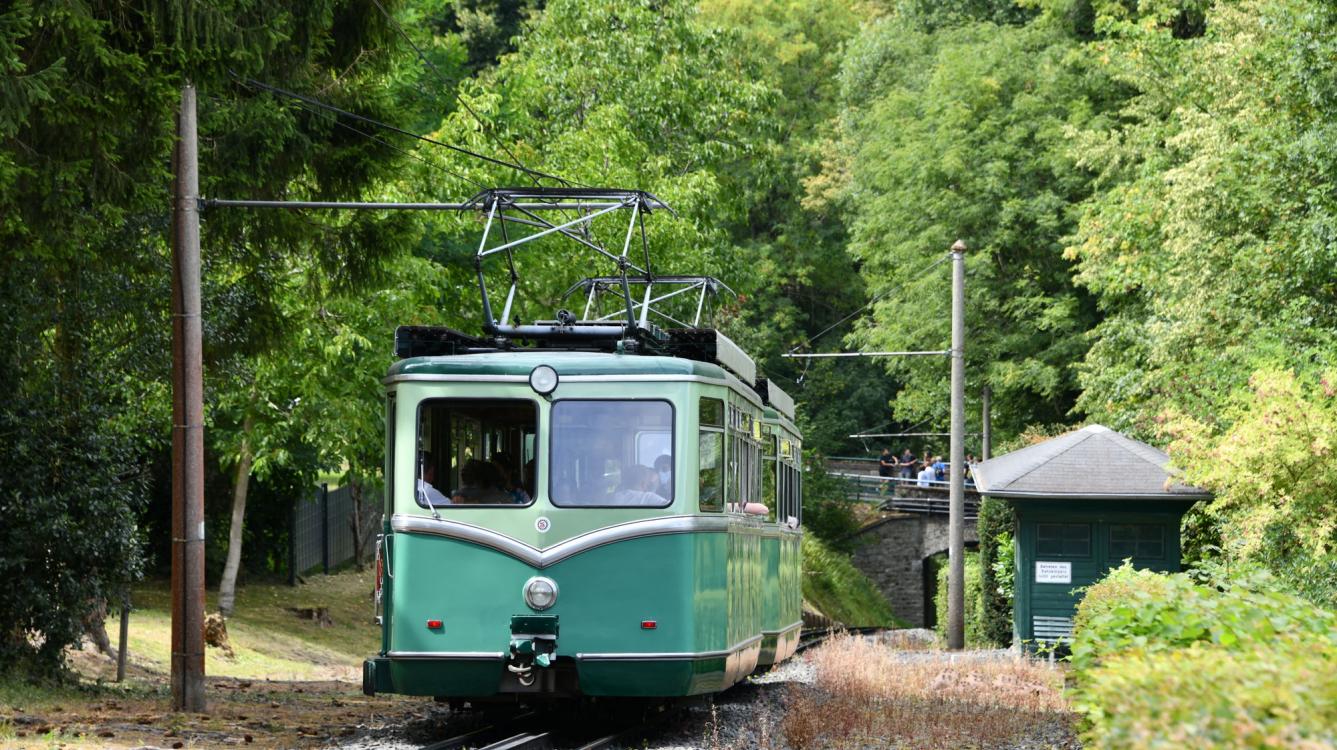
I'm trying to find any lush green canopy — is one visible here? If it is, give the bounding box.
[3,0,1335,673]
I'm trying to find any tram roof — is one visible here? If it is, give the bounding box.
[387,350,728,380]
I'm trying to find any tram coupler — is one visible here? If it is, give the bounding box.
[508,615,558,688]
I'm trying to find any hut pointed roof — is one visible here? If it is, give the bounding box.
[972,424,1211,500]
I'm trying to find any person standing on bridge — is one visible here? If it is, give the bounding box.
[899,448,916,480]
[878,448,897,493]
[917,460,936,488]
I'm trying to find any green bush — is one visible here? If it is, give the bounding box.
[975,497,1015,646]
[1076,637,1337,750]
[1070,563,1337,678]
[933,551,989,647]
[1070,563,1337,749]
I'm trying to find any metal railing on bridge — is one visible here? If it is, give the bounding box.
[828,470,980,520]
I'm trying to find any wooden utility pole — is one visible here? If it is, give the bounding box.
[171,83,207,713]
[982,385,992,460]
[947,239,967,651]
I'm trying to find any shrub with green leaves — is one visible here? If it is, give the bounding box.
[1076,637,1337,750]
[1071,563,1337,677]
[976,497,1015,646]
[1070,563,1337,749]
[934,550,990,647]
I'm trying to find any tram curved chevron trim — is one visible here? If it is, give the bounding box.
[389,513,741,568]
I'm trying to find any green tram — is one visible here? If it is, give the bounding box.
[362,344,803,700]
[360,187,804,700]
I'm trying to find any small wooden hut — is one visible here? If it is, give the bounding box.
[972,425,1211,646]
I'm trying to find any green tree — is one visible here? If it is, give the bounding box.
[0,0,423,673]
[826,14,1108,440]
[1066,0,1337,437]
[1164,369,1337,608]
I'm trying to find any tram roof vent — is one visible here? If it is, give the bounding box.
[664,328,756,384]
[755,378,796,421]
[394,325,491,358]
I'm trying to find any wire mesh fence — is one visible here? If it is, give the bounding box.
[289,483,382,584]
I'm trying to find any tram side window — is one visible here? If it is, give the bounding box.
[550,400,674,508]
[699,397,725,512]
[777,462,801,528]
[795,468,802,527]
[416,399,537,507]
[761,430,777,522]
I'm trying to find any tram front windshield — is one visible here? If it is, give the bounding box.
[550,400,674,508]
[417,399,537,507]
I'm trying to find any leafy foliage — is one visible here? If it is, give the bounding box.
[1163,369,1337,607]
[1070,562,1337,676]
[1070,562,1337,749]
[1067,0,1337,435]
[975,497,1015,645]
[933,550,990,647]
[0,0,423,673]
[1077,638,1337,750]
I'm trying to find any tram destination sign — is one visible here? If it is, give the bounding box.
[1035,561,1072,584]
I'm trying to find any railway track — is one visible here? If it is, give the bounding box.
[418,631,887,750]
[418,701,673,750]
[796,625,886,654]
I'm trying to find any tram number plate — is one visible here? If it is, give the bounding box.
[512,615,559,636]
[1035,561,1072,584]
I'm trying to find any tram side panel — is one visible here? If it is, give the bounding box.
[756,530,783,668]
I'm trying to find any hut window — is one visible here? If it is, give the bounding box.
[1036,523,1090,557]
[1109,524,1164,559]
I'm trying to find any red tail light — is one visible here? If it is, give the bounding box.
[641,620,657,630]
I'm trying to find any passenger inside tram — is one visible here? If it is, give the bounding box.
[610,465,666,505]
[417,452,450,506]
[451,459,512,504]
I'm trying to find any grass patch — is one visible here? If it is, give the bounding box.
[106,569,381,682]
[784,632,1072,749]
[0,570,392,748]
[802,534,903,628]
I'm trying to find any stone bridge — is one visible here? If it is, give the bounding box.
[844,485,981,628]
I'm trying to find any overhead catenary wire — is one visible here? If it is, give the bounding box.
[233,74,565,186]
[787,253,951,355]
[850,416,929,439]
[242,79,486,191]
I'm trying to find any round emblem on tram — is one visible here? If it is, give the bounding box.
[535,516,551,533]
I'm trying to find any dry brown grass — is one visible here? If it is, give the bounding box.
[783,632,1073,749]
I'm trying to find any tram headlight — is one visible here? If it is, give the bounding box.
[529,365,559,396]
[523,576,559,611]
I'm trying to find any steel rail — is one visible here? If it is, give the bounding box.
[419,709,540,750]
[477,732,553,750]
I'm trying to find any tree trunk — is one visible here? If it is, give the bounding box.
[82,597,117,660]
[349,480,366,571]
[218,412,255,618]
